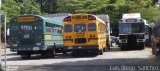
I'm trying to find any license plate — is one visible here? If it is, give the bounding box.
[13,44,17,47]
[68,47,73,49]
[24,34,29,38]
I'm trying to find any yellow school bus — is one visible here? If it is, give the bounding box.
[63,13,108,55]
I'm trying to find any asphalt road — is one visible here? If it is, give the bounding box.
[1,45,160,71]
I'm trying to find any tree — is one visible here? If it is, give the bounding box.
[19,0,41,15]
[1,0,41,23]
[1,0,21,22]
[35,0,57,13]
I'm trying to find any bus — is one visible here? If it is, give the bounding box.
[152,17,160,56]
[63,13,108,55]
[96,15,111,49]
[119,13,146,50]
[9,15,63,59]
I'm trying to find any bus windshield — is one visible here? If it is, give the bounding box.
[88,23,96,31]
[74,24,86,32]
[64,24,72,32]
[119,23,144,34]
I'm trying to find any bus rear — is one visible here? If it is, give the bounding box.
[9,15,44,51]
[9,15,52,59]
[63,14,107,55]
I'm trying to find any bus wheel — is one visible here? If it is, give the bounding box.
[120,47,125,51]
[138,45,144,50]
[103,47,107,52]
[140,46,145,50]
[50,49,56,58]
[21,54,31,59]
[63,51,67,55]
[99,49,103,55]
[72,51,78,56]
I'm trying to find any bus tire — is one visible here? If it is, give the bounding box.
[63,51,67,55]
[50,49,56,58]
[21,54,31,59]
[120,47,125,51]
[141,46,145,50]
[99,49,103,55]
[139,44,144,50]
[103,47,108,52]
[72,51,78,56]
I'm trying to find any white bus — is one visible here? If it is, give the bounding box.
[119,13,146,50]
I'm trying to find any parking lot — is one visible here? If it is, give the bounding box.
[1,45,160,71]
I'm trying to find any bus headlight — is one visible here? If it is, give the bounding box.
[119,35,127,39]
[137,35,144,39]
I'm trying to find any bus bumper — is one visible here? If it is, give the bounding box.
[10,47,45,52]
[63,45,99,52]
[119,42,144,48]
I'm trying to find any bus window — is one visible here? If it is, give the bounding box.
[64,24,72,32]
[11,26,18,31]
[46,28,51,32]
[74,24,86,32]
[57,26,62,34]
[45,22,51,32]
[88,23,96,31]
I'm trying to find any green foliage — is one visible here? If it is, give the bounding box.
[55,0,160,28]
[1,0,41,23]
[1,0,160,28]
[1,0,20,22]
[35,0,57,13]
[19,0,41,15]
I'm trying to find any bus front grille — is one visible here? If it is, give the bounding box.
[21,39,34,45]
[75,38,86,44]
[128,35,137,47]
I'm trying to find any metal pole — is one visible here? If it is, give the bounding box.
[0,11,1,71]
[4,14,7,71]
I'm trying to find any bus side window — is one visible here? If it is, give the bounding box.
[45,22,51,32]
[57,25,62,34]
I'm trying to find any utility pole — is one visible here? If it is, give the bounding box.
[0,0,2,71]
[0,1,7,71]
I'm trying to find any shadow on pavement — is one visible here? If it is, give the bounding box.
[3,47,150,61]
[2,52,98,61]
[15,58,160,71]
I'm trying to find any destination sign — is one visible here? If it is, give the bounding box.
[72,16,87,19]
[126,19,137,22]
[17,16,35,22]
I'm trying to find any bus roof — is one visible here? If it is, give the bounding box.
[65,13,106,25]
[122,13,141,19]
[10,15,63,26]
[96,15,110,23]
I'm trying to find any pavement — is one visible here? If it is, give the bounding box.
[1,44,160,71]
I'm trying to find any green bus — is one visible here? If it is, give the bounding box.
[9,15,63,59]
